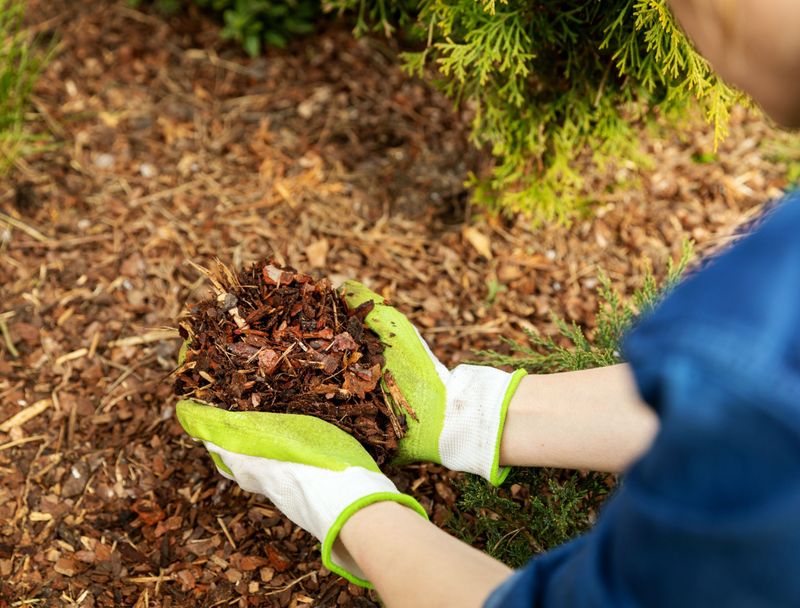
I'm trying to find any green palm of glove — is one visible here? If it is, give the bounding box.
[341,281,526,486]
[176,400,427,587]
[341,281,448,466]
[177,399,379,474]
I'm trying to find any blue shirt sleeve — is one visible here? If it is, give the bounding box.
[485,193,800,607]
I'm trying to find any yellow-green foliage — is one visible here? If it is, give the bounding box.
[337,0,745,222]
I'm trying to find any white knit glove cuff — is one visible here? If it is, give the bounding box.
[203,441,410,583]
[438,365,525,485]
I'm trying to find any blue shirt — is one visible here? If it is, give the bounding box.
[486,192,800,607]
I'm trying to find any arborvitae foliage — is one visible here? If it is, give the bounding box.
[450,244,691,566]
[387,0,745,222]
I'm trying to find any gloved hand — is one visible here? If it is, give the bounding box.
[175,400,427,587]
[341,281,526,486]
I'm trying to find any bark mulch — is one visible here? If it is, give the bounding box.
[175,260,404,465]
[0,0,796,605]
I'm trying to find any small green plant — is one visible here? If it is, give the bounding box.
[449,244,692,566]
[0,0,50,172]
[485,277,507,306]
[764,135,800,187]
[449,468,614,566]
[128,0,184,14]
[132,0,320,52]
[197,0,320,53]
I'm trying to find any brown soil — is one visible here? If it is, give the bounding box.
[0,0,796,605]
[174,260,403,465]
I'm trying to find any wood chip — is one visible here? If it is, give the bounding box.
[305,238,329,268]
[383,371,418,422]
[0,399,52,432]
[463,226,493,259]
[54,556,78,577]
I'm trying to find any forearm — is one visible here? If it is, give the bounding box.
[339,501,512,608]
[500,364,658,472]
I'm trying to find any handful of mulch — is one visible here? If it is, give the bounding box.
[173,260,407,465]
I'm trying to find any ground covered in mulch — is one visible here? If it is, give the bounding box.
[0,0,796,605]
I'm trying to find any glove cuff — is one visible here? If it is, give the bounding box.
[439,366,527,485]
[322,492,429,588]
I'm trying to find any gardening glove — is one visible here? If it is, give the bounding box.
[175,400,428,588]
[341,281,527,486]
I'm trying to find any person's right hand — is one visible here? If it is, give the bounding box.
[341,281,526,486]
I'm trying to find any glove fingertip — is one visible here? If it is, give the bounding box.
[339,280,385,307]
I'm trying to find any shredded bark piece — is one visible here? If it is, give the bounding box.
[383,370,419,422]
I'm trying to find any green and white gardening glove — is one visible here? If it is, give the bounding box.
[341,281,527,486]
[175,400,428,587]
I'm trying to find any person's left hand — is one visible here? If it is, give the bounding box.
[175,400,428,588]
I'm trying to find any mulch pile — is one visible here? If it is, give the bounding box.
[175,260,405,464]
[0,0,795,605]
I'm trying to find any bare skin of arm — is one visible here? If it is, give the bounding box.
[500,364,658,472]
[340,501,512,608]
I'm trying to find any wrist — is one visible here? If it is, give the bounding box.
[340,500,411,543]
[327,493,428,588]
[340,495,514,608]
[338,500,431,579]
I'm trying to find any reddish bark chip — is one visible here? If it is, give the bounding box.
[257,349,281,375]
[330,331,358,352]
[131,498,166,526]
[237,555,271,571]
[265,544,293,573]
